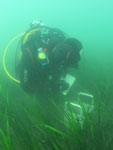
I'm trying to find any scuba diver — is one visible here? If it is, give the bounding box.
[15,21,83,95]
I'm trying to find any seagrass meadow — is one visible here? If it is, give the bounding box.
[0,0,113,150]
[0,68,113,150]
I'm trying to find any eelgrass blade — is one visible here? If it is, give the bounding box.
[53,142,60,150]
[44,124,69,138]
[6,119,12,149]
[0,83,2,93]
[0,140,6,150]
[0,128,9,149]
[6,87,9,106]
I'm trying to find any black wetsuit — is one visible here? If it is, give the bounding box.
[17,24,82,94]
[18,26,68,93]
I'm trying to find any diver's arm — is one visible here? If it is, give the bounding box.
[18,47,32,89]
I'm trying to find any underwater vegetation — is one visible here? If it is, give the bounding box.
[0,74,113,150]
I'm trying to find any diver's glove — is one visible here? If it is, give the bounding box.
[57,80,69,92]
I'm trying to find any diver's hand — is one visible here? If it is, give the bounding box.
[55,80,69,92]
[59,80,69,91]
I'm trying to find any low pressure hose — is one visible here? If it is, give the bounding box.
[3,32,25,83]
